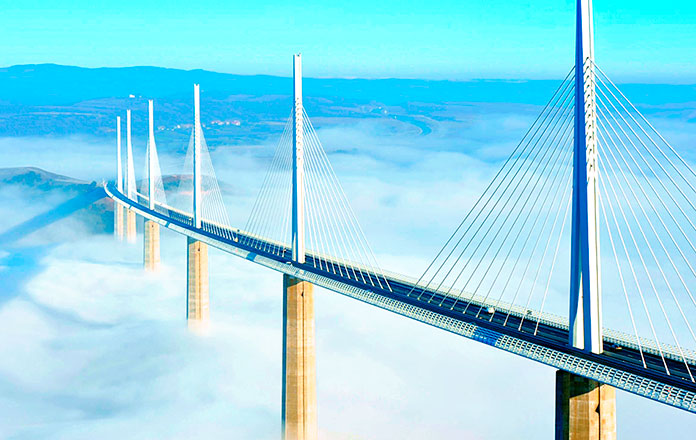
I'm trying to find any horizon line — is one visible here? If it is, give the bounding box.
[2,63,695,86]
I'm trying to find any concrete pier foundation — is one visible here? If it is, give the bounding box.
[126,209,136,244]
[143,220,160,271]
[114,204,124,240]
[186,237,209,332]
[282,274,317,440]
[555,370,616,440]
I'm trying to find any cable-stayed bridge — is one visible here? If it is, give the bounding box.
[3,0,695,438]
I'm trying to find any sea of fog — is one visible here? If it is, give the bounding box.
[0,91,695,438]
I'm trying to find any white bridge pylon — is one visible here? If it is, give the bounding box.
[291,53,306,264]
[169,84,234,239]
[126,109,136,201]
[243,54,391,289]
[140,99,167,210]
[569,0,602,354]
[408,0,696,383]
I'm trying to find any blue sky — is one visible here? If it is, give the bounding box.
[1,0,695,82]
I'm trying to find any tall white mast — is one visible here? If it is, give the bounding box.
[291,54,305,264]
[126,109,136,200]
[148,100,156,210]
[117,116,122,192]
[193,84,202,229]
[569,0,602,354]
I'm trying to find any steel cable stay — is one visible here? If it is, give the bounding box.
[301,115,357,274]
[406,69,576,297]
[594,95,696,357]
[596,95,696,342]
[598,117,696,325]
[174,131,195,214]
[303,134,350,279]
[314,146,360,280]
[599,164,694,380]
[530,188,572,335]
[197,131,225,229]
[202,133,233,239]
[277,119,295,257]
[417,93,576,302]
[246,104,391,285]
[595,94,696,274]
[506,154,573,330]
[244,113,292,245]
[126,129,137,201]
[304,122,364,282]
[470,141,574,318]
[268,131,293,256]
[139,135,169,211]
[596,75,696,369]
[488,157,573,323]
[500,156,574,328]
[598,187,648,368]
[599,171,672,375]
[279,157,293,258]
[593,90,696,228]
[465,139,574,319]
[295,121,327,271]
[251,129,287,253]
[417,82,576,300]
[303,114,384,287]
[303,112,387,287]
[303,111,386,287]
[447,112,575,308]
[436,103,575,306]
[598,147,696,366]
[598,150,696,369]
[302,133,340,276]
[303,152,324,270]
[594,62,696,191]
[244,111,291,241]
[247,116,293,253]
[303,134,360,282]
[450,126,575,312]
[407,71,576,298]
[173,125,234,238]
[595,85,696,217]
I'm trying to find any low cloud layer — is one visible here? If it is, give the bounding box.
[1,99,695,438]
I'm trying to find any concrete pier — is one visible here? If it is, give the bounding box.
[555,370,616,440]
[282,274,317,440]
[186,237,209,332]
[114,204,124,240]
[126,209,136,243]
[143,219,160,271]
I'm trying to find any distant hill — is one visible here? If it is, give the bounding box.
[0,167,112,235]
[0,64,568,106]
[0,167,238,236]
[0,64,694,146]
[0,167,91,192]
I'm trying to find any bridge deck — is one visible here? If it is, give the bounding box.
[105,184,696,413]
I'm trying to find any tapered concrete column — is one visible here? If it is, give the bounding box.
[126,209,136,243]
[555,370,616,440]
[187,237,209,332]
[114,204,124,240]
[143,220,160,271]
[282,274,317,440]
